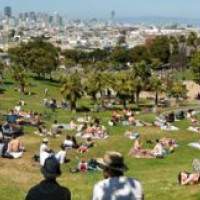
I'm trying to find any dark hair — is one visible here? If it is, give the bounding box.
[87,137,92,142]
[155,139,160,143]
[54,120,58,124]
[66,135,71,140]
[177,172,182,184]
[105,167,124,177]
[71,136,77,144]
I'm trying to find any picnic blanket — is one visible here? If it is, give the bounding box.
[161,125,179,131]
[55,123,81,131]
[124,132,140,140]
[76,132,108,139]
[187,127,200,133]
[188,142,200,150]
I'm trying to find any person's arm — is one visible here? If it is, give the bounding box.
[181,175,196,185]
[91,185,98,200]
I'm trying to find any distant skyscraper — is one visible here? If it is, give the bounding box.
[111,10,115,21]
[4,6,12,18]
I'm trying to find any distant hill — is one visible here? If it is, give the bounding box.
[117,16,200,26]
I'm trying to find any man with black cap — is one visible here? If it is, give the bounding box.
[25,156,71,200]
[92,151,144,200]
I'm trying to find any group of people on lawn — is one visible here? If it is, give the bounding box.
[2,100,200,200]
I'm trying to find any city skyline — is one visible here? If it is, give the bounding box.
[0,0,200,20]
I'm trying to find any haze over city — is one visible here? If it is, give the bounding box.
[0,0,200,19]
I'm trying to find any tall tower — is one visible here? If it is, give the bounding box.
[111,10,115,21]
[4,6,12,18]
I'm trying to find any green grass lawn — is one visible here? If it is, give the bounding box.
[0,73,200,200]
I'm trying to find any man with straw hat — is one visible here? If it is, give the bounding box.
[92,151,144,200]
[26,156,71,200]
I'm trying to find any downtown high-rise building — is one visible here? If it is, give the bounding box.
[4,6,12,17]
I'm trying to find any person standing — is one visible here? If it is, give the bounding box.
[92,151,144,200]
[25,156,71,200]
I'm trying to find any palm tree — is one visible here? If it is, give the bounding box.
[150,76,165,105]
[131,61,151,105]
[61,72,83,112]
[112,72,135,107]
[84,72,108,102]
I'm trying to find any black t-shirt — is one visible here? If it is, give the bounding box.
[25,179,71,200]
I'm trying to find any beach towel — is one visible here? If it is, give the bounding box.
[161,125,179,131]
[187,127,200,133]
[75,132,108,139]
[188,142,200,150]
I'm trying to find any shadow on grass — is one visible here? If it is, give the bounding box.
[30,75,60,86]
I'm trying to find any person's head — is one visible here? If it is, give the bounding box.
[87,137,92,142]
[96,151,128,179]
[54,120,57,124]
[41,156,61,180]
[66,135,71,140]
[155,139,160,143]
[12,135,17,140]
[177,172,182,184]
[42,138,49,144]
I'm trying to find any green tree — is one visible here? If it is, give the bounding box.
[129,45,150,63]
[95,61,109,72]
[150,76,165,105]
[110,47,130,67]
[61,73,83,112]
[112,72,135,107]
[190,51,200,84]
[84,72,106,101]
[168,82,187,102]
[131,61,151,105]
[187,32,198,48]
[150,36,170,63]
[11,65,28,93]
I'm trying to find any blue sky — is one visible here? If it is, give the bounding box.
[0,0,200,19]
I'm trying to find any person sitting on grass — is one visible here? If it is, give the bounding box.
[6,136,25,159]
[50,120,61,137]
[63,135,73,149]
[71,136,79,149]
[55,144,68,164]
[77,137,94,153]
[128,135,142,156]
[151,139,164,158]
[40,138,53,166]
[112,110,122,122]
[77,158,88,173]
[25,156,71,200]
[128,116,136,125]
[35,125,49,137]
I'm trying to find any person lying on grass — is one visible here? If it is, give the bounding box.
[77,137,94,153]
[178,171,200,185]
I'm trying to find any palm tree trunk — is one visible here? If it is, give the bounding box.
[155,92,158,105]
[136,91,140,106]
[70,101,77,112]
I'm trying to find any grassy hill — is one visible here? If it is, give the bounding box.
[0,73,200,200]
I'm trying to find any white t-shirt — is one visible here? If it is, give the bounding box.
[63,139,73,148]
[39,143,50,166]
[55,150,66,164]
[92,176,143,200]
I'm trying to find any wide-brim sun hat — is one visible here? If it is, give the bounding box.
[41,157,61,178]
[43,138,49,143]
[96,151,128,172]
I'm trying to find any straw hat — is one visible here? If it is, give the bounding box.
[96,152,128,172]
